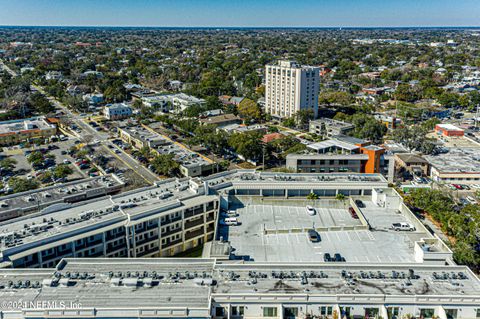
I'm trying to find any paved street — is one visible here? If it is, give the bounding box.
[1,60,160,185]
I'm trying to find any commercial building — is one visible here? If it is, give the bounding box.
[435,124,464,137]
[103,103,132,120]
[265,60,320,118]
[309,118,354,138]
[286,138,385,175]
[0,116,57,146]
[425,148,480,184]
[118,124,215,177]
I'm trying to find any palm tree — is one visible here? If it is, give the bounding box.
[306,192,319,200]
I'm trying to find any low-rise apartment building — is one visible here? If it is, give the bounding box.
[103,103,132,120]
[309,118,354,138]
[0,177,218,268]
[0,175,123,222]
[141,93,205,113]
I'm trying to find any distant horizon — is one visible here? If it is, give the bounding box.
[1,25,480,29]
[1,0,479,28]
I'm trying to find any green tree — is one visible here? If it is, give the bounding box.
[27,151,44,166]
[0,157,17,170]
[238,98,261,122]
[151,154,180,177]
[53,164,73,179]
[8,177,39,193]
[228,131,263,161]
[350,114,387,143]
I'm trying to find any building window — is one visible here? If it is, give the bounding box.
[232,306,245,317]
[387,307,400,319]
[263,307,278,317]
[445,309,458,319]
[215,307,226,317]
[340,307,351,318]
[320,306,333,316]
[420,309,435,319]
[284,307,298,319]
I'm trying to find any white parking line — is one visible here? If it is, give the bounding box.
[346,232,353,241]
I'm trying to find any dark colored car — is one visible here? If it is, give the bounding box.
[324,253,332,262]
[355,199,365,208]
[307,229,321,243]
[334,253,345,262]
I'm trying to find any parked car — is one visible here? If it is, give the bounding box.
[323,253,332,262]
[307,229,321,243]
[348,207,359,219]
[334,253,345,262]
[306,205,316,216]
[391,222,415,231]
[354,199,365,208]
[220,217,240,226]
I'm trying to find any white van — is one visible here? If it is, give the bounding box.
[221,217,240,226]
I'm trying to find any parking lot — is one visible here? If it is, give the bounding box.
[1,138,88,182]
[218,199,427,263]
[229,203,362,232]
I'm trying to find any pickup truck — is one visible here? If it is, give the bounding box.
[391,222,415,231]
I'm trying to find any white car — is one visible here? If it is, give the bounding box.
[306,205,316,216]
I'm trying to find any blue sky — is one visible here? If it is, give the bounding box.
[0,0,479,27]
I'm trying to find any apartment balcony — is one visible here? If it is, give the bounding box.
[162,227,182,237]
[185,218,204,230]
[106,232,125,241]
[136,235,159,247]
[185,228,204,241]
[137,246,160,257]
[162,238,183,249]
[184,208,204,219]
[162,216,182,225]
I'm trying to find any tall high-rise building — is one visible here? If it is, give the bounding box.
[265,60,320,119]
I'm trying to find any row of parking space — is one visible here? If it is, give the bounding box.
[238,204,362,230]
[234,189,372,197]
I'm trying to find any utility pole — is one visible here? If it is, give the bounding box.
[475,104,479,129]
